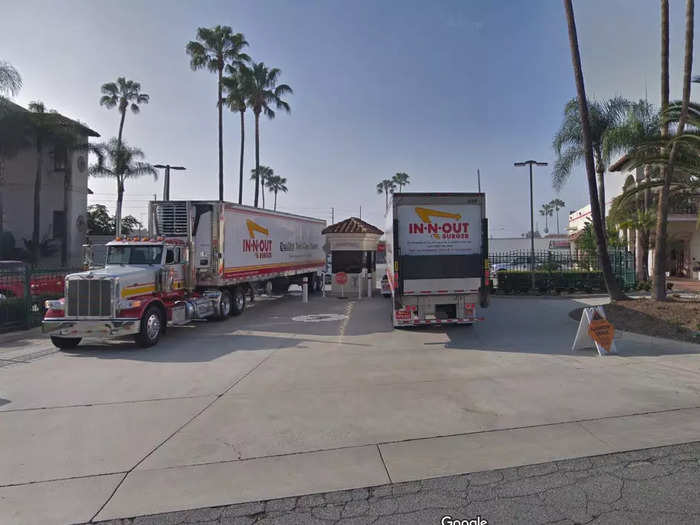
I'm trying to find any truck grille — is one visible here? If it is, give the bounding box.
[155,201,188,236]
[66,279,113,317]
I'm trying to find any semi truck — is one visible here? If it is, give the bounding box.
[43,201,326,348]
[385,192,489,326]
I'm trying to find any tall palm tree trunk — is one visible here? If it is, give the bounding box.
[596,166,606,230]
[254,112,260,208]
[238,110,244,205]
[261,175,266,209]
[116,180,124,237]
[32,139,43,265]
[563,0,626,301]
[217,67,224,202]
[61,160,71,266]
[274,190,277,211]
[114,108,127,236]
[653,0,692,300]
[0,155,5,233]
[555,209,560,234]
[384,188,388,211]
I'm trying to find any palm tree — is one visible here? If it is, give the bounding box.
[250,166,273,208]
[0,61,21,98]
[222,64,252,205]
[99,77,149,152]
[100,77,149,233]
[246,62,292,208]
[563,0,626,301]
[553,96,629,229]
[27,102,52,263]
[376,179,396,212]
[549,198,566,234]
[89,138,156,236]
[392,172,410,191]
[266,175,288,211]
[539,203,553,233]
[186,26,249,202]
[653,0,694,300]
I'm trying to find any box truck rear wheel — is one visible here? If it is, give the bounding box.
[50,336,81,350]
[231,286,246,316]
[135,306,163,347]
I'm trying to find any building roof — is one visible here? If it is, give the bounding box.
[608,154,631,172]
[322,217,383,235]
[0,99,100,137]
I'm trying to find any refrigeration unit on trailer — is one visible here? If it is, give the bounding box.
[43,201,325,349]
[385,192,489,326]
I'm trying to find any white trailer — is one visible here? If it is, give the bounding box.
[385,192,489,326]
[151,200,326,292]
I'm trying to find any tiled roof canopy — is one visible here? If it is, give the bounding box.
[322,217,383,235]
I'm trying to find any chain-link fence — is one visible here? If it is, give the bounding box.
[489,249,635,293]
[0,264,77,333]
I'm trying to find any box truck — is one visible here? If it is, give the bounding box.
[385,192,489,326]
[43,201,325,348]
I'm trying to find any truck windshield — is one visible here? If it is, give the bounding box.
[106,245,163,265]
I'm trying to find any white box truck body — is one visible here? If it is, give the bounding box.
[385,192,489,326]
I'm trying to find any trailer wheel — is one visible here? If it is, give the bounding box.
[214,290,233,320]
[135,306,163,347]
[231,286,246,316]
[50,336,81,350]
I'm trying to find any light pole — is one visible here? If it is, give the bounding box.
[153,164,186,201]
[514,160,548,291]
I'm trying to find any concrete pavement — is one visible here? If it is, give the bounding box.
[1,293,700,523]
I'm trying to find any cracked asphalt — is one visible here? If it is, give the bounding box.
[96,440,700,525]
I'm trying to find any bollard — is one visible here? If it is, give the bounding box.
[302,277,309,303]
[322,273,326,297]
[367,273,372,298]
[357,274,362,300]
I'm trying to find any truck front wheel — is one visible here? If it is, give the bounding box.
[50,336,81,350]
[135,306,163,347]
[231,286,246,316]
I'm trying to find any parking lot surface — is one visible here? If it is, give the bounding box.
[1,293,700,524]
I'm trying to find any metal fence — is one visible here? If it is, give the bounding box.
[489,249,636,293]
[0,265,77,333]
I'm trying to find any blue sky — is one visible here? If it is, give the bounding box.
[3,0,696,235]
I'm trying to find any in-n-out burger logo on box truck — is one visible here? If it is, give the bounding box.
[408,207,470,240]
[243,219,272,259]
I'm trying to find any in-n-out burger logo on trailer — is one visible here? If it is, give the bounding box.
[408,207,470,240]
[243,219,272,259]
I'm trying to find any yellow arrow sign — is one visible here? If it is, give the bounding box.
[414,207,462,239]
[246,219,269,239]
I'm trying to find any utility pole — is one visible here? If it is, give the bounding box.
[514,160,548,291]
[477,169,481,193]
[153,164,186,201]
[331,207,334,224]
[359,206,362,220]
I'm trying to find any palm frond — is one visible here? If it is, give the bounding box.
[552,145,583,191]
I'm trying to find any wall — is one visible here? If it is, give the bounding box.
[2,133,90,267]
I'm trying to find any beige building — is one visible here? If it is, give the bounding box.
[601,155,699,279]
[1,101,99,267]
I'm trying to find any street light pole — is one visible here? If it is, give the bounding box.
[153,164,186,201]
[514,160,548,291]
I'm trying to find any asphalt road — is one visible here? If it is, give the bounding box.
[1,293,700,524]
[96,440,700,525]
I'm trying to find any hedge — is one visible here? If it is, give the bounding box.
[495,270,606,294]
